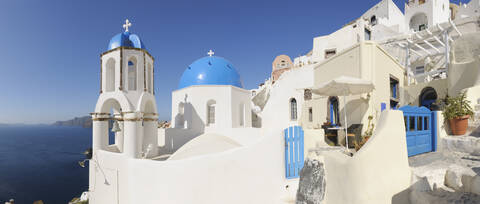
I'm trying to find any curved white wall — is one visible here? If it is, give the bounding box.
[90,127,297,204]
[319,110,411,204]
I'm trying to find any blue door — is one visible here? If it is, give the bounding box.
[284,126,304,179]
[399,106,437,157]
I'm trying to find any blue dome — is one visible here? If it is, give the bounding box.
[108,32,146,51]
[178,56,244,89]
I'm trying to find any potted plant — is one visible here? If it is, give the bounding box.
[442,92,474,135]
[354,115,374,151]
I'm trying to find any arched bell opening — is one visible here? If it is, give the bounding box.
[94,98,124,154]
[141,99,159,159]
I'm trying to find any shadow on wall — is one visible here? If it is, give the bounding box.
[159,102,205,155]
[252,111,262,128]
[449,56,480,96]
[322,110,411,204]
[341,98,369,127]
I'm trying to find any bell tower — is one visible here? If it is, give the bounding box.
[91,19,158,159]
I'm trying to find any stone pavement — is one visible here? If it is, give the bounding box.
[408,150,480,203]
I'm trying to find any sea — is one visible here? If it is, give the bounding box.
[0,126,95,204]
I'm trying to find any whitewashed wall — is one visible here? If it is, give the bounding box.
[405,0,450,32]
[89,126,298,204]
[304,42,405,138]
[171,85,252,130]
[318,110,411,204]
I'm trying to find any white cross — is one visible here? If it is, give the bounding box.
[123,19,132,32]
[207,49,214,57]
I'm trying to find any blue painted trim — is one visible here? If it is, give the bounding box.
[329,97,338,125]
[432,111,438,152]
[400,105,434,157]
[381,103,386,112]
[330,102,334,125]
[289,126,294,177]
[393,83,397,99]
[399,105,431,114]
[284,125,305,179]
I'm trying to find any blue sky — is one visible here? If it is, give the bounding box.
[0,0,468,124]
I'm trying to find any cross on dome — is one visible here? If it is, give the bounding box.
[123,19,132,32]
[207,50,215,57]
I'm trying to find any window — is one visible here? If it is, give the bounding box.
[176,103,185,128]
[290,98,297,121]
[409,116,415,131]
[308,107,313,122]
[325,49,336,59]
[127,58,137,91]
[415,66,425,75]
[370,16,377,26]
[106,58,115,92]
[424,117,429,130]
[328,97,339,126]
[147,64,153,93]
[304,89,312,101]
[365,28,371,41]
[419,24,427,31]
[390,77,399,109]
[207,100,216,125]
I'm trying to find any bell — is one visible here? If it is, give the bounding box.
[111,120,121,132]
[78,160,86,168]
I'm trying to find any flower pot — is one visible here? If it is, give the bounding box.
[449,115,470,135]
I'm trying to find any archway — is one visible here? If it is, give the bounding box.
[328,96,340,126]
[419,87,438,110]
[409,12,428,32]
[99,98,123,152]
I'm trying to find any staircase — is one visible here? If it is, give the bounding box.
[468,98,480,137]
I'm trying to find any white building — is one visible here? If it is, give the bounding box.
[88,20,300,204]
[86,0,480,202]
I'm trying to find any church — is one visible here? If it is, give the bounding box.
[86,0,480,203]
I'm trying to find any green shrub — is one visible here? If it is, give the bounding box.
[442,92,474,120]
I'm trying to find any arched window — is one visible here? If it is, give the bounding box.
[106,58,115,92]
[147,63,153,93]
[370,15,377,26]
[128,57,137,91]
[175,102,185,128]
[239,103,245,127]
[207,100,216,125]
[290,98,297,121]
[328,97,340,126]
